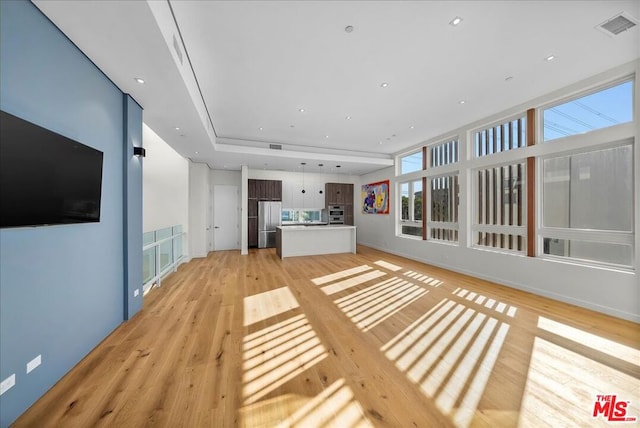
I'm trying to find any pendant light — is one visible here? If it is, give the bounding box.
[301,162,306,194]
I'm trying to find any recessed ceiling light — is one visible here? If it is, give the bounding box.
[545,54,555,61]
[175,127,180,131]
[381,82,389,88]
[259,127,263,131]
[195,151,199,154]
[299,108,305,113]
[449,16,463,26]
[379,141,383,145]
[345,25,354,33]
[459,100,466,104]
[134,77,145,84]
[410,125,415,129]
[345,116,352,120]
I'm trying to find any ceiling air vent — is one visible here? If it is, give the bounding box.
[269,144,282,150]
[596,12,638,37]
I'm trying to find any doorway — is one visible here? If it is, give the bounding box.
[213,185,239,250]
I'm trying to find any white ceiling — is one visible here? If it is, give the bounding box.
[33,0,639,175]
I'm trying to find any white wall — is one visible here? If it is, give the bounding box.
[188,161,211,258]
[356,61,639,323]
[142,124,189,234]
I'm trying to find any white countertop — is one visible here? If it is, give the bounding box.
[277,224,356,231]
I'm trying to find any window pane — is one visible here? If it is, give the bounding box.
[430,139,459,167]
[431,229,458,241]
[400,151,423,174]
[543,80,633,141]
[401,225,422,237]
[476,163,525,227]
[474,116,526,157]
[543,238,632,266]
[413,180,423,221]
[543,145,632,231]
[431,175,459,223]
[401,183,409,221]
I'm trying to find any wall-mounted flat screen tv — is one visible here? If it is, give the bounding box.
[0,110,104,228]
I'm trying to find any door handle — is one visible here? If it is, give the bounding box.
[214,226,220,229]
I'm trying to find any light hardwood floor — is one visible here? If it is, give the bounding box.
[14,246,640,427]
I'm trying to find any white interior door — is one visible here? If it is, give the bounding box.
[213,185,239,250]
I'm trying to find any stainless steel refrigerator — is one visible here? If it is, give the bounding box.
[258,201,282,248]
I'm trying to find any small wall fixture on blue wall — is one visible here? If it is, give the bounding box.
[133,146,146,157]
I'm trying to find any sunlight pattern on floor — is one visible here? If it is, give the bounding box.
[403,270,443,287]
[244,286,300,326]
[276,379,373,428]
[320,270,387,295]
[312,265,373,285]
[373,260,403,271]
[242,287,328,404]
[517,336,640,427]
[538,316,640,366]
[334,277,428,332]
[453,288,518,317]
[381,298,510,428]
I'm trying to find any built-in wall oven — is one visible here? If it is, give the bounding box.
[328,205,345,224]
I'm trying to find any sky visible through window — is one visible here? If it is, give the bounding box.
[543,80,633,141]
[400,81,633,172]
[401,151,423,174]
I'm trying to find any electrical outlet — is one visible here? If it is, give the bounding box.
[0,374,15,396]
[26,355,42,374]
[134,289,139,297]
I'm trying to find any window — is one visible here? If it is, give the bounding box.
[474,116,526,157]
[400,150,423,174]
[400,180,423,237]
[543,80,633,142]
[474,162,526,252]
[430,139,459,167]
[541,144,633,266]
[429,175,459,242]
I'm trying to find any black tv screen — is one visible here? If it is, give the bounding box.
[0,110,104,228]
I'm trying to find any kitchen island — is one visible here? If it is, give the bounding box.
[275,225,356,259]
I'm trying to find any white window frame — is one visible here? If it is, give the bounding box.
[538,140,635,269]
[398,179,423,239]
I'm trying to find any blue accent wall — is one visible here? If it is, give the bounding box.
[124,95,144,319]
[0,1,142,425]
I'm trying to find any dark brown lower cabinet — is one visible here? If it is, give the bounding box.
[248,217,258,247]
